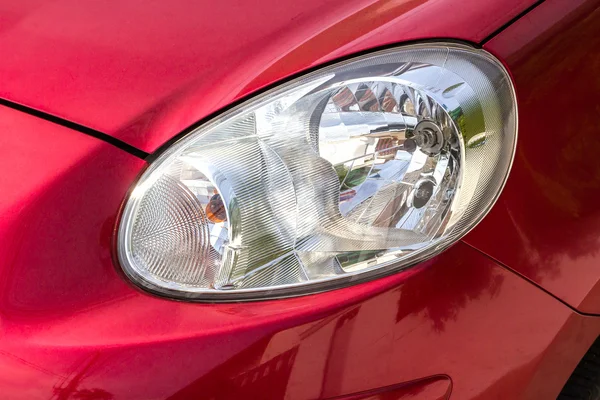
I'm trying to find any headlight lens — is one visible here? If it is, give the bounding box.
[118,43,517,300]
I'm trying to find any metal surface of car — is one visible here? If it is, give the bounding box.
[0,0,599,399]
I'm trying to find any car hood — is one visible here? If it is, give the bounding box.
[0,0,535,153]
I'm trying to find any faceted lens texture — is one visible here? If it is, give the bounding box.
[130,175,211,286]
[118,43,517,300]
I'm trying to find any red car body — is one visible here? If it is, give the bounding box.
[0,0,599,398]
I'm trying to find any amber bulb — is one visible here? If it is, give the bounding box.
[205,193,227,223]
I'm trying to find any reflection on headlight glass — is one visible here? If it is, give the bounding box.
[118,44,517,300]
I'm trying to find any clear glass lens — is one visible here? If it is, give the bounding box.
[118,43,517,300]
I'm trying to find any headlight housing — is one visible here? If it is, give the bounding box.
[118,43,517,300]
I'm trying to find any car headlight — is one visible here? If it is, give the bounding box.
[117,43,517,300]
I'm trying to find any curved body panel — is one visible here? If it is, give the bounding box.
[0,0,537,152]
[0,0,598,398]
[0,104,595,397]
[466,0,600,314]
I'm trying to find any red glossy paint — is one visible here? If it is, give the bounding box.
[0,0,538,153]
[0,0,599,399]
[0,113,597,400]
[0,102,594,399]
[465,0,600,314]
